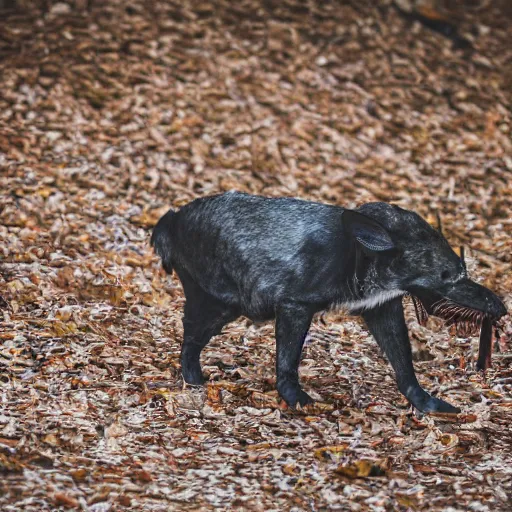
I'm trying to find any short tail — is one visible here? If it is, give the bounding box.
[150,209,175,274]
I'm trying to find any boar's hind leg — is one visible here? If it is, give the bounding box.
[362,297,460,414]
[180,273,239,386]
[275,302,315,408]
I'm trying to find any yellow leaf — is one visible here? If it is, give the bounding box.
[36,187,54,198]
[314,444,349,461]
[43,433,60,447]
[440,433,459,447]
[70,468,88,481]
[51,321,78,336]
[335,459,388,479]
[246,442,272,451]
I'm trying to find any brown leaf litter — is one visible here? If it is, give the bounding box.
[0,0,511,510]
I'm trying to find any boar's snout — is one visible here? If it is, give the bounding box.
[491,296,507,319]
[446,279,507,319]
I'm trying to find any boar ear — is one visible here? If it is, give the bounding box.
[460,245,466,271]
[343,210,395,252]
[436,212,443,236]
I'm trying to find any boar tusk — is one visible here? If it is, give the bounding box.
[476,316,493,371]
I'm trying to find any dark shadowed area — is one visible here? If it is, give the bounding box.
[0,0,511,510]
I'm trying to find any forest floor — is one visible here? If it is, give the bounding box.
[1,1,511,510]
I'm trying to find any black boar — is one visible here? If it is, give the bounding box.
[151,192,506,414]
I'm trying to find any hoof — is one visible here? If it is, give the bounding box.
[278,382,314,408]
[422,396,461,414]
[407,386,460,414]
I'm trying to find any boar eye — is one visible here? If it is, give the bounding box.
[441,270,450,281]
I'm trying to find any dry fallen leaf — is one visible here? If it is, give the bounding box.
[335,459,389,479]
[314,444,349,461]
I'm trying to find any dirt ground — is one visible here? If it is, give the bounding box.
[1,1,511,510]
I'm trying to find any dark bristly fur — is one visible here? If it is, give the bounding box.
[151,209,175,274]
[152,192,507,414]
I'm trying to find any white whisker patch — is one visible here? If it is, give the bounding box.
[339,289,406,312]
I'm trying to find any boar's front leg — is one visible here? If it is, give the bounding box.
[275,302,315,408]
[362,297,460,414]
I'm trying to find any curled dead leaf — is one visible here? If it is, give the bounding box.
[53,493,79,509]
[70,468,88,482]
[206,384,222,404]
[314,444,349,461]
[335,459,389,479]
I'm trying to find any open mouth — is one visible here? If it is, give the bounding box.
[409,295,505,371]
